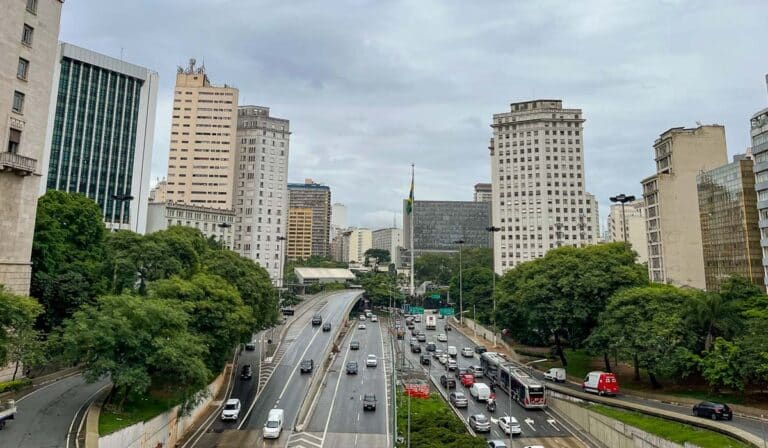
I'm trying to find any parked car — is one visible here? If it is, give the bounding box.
[245,342,256,351]
[363,393,377,411]
[460,373,476,387]
[437,333,447,342]
[582,371,619,396]
[350,340,360,350]
[470,382,491,401]
[475,345,487,354]
[311,315,322,326]
[426,342,436,352]
[322,322,331,332]
[468,365,484,377]
[449,391,468,408]
[420,354,431,365]
[240,364,253,380]
[468,414,491,432]
[366,354,378,367]
[498,416,522,435]
[461,347,474,357]
[440,374,456,388]
[300,359,314,373]
[346,361,359,375]
[693,401,733,421]
[220,398,242,421]
[544,367,566,382]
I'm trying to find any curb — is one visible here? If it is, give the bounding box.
[428,374,476,436]
[84,388,110,448]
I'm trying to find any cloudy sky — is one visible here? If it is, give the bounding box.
[60,0,768,230]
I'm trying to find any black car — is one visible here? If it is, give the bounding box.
[240,364,253,380]
[322,322,332,332]
[474,345,487,354]
[693,401,732,420]
[426,342,436,352]
[420,354,431,365]
[440,374,456,389]
[300,359,314,373]
[363,393,377,411]
[411,344,421,353]
[350,340,360,350]
[346,361,358,375]
[311,315,322,326]
[244,342,256,351]
[455,367,469,379]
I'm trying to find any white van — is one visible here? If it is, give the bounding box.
[446,346,457,358]
[263,408,284,439]
[544,367,566,382]
[469,382,491,401]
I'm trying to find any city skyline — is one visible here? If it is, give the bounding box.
[58,1,768,228]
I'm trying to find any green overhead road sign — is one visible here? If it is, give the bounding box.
[410,307,425,315]
[430,294,441,299]
[439,308,455,316]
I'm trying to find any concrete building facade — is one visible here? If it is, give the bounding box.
[288,179,331,257]
[403,200,491,254]
[474,183,492,202]
[0,0,63,294]
[149,178,168,203]
[330,202,347,242]
[146,201,234,249]
[372,227,403,266]
[287,207,313,260]
[342,228,372,263]
[697,156,762,291]
[750,106,768,290]
[40,43,158,233]
[642,125,728,289]
[490,100,596,274]
[607,199,648,264]
[234,105,290,283]
[165,60,238,209]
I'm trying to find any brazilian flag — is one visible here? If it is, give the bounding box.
[406,175,414,215]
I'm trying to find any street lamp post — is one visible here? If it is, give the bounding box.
[486,226,501,347]
[609,194,636,244]
[217,222,231,249]
[111,193,135,232]
[453,239,465,325]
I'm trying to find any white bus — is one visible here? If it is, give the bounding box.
[425,314,437,330]
[480,352,547,409]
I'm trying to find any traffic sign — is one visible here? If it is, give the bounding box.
[439,307,455,316]
[430,293,441,299]
[410,306,425,315]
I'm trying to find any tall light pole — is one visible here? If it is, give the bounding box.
[111,193,134,232]
[609,194,636,244]
[217,222,231,249]
[486,226,501,347]
[453,239,465,325]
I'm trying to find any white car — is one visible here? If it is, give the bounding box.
[438,354,449,365]
[498,416,522,435]
[370,315,378,322]
[359,315,366,321]
[461,347,474,357]
[358,323,367,330]
[220,398,241,421]
[366,354,378,367]
[437,333,447,342]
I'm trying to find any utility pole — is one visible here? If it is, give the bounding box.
[453,239,465,325]
[486,226,501,347]
[609,194,636,244]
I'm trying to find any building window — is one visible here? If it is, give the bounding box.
[21,24,34,45]
[7,129,21,154]
[26,0,37,13]
[17,58,29,80]
[12,91,25,114]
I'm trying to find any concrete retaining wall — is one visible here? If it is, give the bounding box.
[98,370,226,448]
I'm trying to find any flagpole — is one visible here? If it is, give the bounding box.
[410,163,415,297]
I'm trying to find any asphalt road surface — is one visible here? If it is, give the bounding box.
[3,373,110,448]
[399,314,587,448]
[304,313,392,448]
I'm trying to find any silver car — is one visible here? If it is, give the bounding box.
[469,413,491,432]
[449,391,468,408]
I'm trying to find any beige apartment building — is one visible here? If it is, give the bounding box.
[165,59,238,209]
[145,201,235,249]
[149,178,169,202]
[0,0,63,294]
[342,228,372,263]
[642,125,728,289]
[287,207,313,260]
[607,199,648,264]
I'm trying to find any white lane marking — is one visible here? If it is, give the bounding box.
[278,320,326,402]
[18,371,83,403]
[525,417,536,431]
[548,417,561,431]
[320,325,355,446]
[378,317,391,442]
[66,384,110,448]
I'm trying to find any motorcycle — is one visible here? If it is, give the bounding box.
[486,398,496,413]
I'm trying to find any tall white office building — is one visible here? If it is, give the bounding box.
[490,99,596,274]
[234,105,290,283]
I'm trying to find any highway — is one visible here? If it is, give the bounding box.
[304,312,392,448]
[192,290,363,447]
[399,313,587,448]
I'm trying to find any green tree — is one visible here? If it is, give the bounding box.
[359,271,403,307]
[415,253,454,285]
[59,295,210,410]
[363,248,390,265]
[0,287,45,380]
[700,338,744,393]
[449,266,494,321]
[688,292,743,352]
[31,191,108,331]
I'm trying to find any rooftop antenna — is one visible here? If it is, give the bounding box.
[120,47,124,61]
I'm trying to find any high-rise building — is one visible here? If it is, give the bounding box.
[330,232,346,262]
[607,198,648,264]
[287,207,313,260]
[234,105,290,282]
[490,99,596,274]
[40,43,158,233]
[146,201,234,249]
[642,125,728,289]
[165,59,238,209]
[149,178,168,203]
[330,202,347,242]
[403,200,491,254]
[697,156,761,291]
[0,0,63,294]
[474,183,492,202]
[342,228,372,263]
[586,192,600,242]
[288,179,331,257]
[750,106,768,290]
[372,227,403,266]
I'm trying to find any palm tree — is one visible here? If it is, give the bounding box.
[691,293,740,352]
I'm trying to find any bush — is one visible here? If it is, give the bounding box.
[0,378,32,394]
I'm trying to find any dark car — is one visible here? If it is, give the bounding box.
[693,401,732,420]
[363,393,377,411]
[411,344,422,353]
[425,342,436,352]
[474,345,488,354]
[350,340,360,350]
[300,359,314,373]
[311,315,322,326]
[444,324,452,332]
[245,342,256,351]
[346,361,358,375]
[420,354,431,365]
[240,364,253,380]
[455,367,469,379]
[440,374,456,389]
[322,322,332,332]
